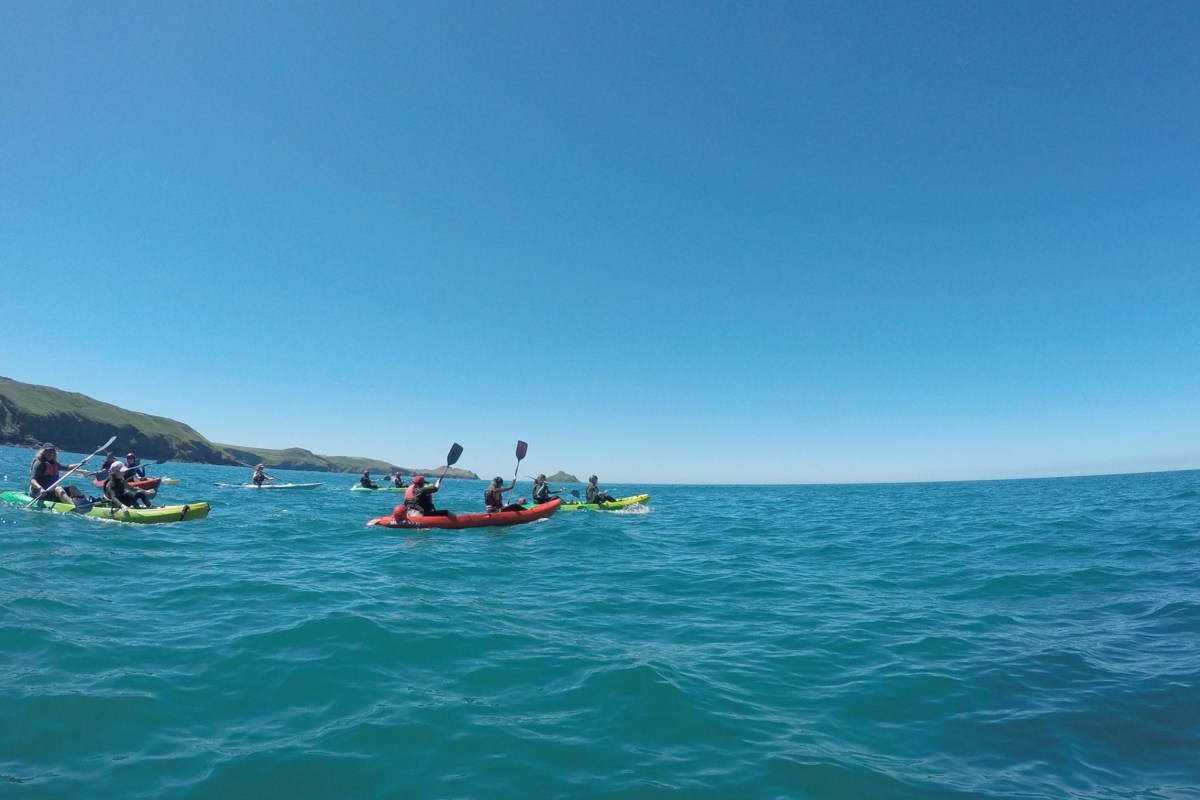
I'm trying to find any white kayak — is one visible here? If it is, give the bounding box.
[215,482,324,490]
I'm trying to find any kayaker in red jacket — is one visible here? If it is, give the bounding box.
[401,475,447,517]
[28,444,77,504]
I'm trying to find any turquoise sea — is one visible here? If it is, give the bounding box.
[1,444,1197,799]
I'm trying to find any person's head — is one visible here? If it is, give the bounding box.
[589,475,598,484]
[126,452,138,464]
[38,443,58,461]
[491,477,503,487]
[536,474,546,482]
[362,470,370,476]
[394,471,402,478]
[109,463,125,477]
[413,475,426,486]
[255,463,265,469]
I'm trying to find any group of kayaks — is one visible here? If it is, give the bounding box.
[3,438,650,530]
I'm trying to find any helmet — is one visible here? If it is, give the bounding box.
[536,474,546,481]
[589,475,598,483]
[362,470,370,475]
[413,475,426,485]
[110,463,125,474]
[127,453,136,458]
[492,477,503,486]
[256,463,265,468]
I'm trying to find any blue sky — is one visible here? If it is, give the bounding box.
[2,1,1198,484]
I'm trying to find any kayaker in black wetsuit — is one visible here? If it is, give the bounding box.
[390,471,406,488]
[124,452,146,480]
[483,476,521,512]
[252,463,277,486]
[531,474,561,505]
[402,475,447,517]
[360,470,378,489]
[28,443,77,505]
[585,475,615,504]
[103,464,154,509]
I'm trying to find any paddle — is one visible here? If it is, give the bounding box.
[27,435,117,507]
[508,440,527,498]
[438,442,464,482]
[81,456,168,478]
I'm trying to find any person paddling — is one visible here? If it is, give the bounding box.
[400,475,447,517]
[124,452,146,481]
[103,464,154,509]
[531,474,561,505]
[390,471,406,488]
[585,475,616,504]
[359,469,378,489]
[483,476,522,513]
[252,463,277,487]
[28,443,78,505]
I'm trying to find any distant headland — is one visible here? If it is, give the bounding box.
[0,375,483,478]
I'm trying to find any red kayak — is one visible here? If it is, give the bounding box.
[368,498,562,529]
[92,477,162,490]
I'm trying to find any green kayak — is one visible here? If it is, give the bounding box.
[528,493,650,512]
[350,484,405,492]
[1,491,210,524]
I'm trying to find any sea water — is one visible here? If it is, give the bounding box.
[1,444,1197,799]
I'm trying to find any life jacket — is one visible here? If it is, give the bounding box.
[30,457,59,486]
[484,487,503,511]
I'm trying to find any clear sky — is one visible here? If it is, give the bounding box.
[2,1,1198,484]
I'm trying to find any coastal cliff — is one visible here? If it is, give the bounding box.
[0,376,479,478]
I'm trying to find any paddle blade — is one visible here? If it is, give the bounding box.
[515,440,528,461]
[446,443,464,467]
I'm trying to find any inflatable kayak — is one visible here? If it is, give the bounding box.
[215,482,324,490]
[92,476,162,490]
[1,491,210,524]
[368,498,562,529]
[556,493,650,512]
[350,484,405,492]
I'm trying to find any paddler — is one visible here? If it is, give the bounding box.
[103,463,154,509]
[585,475,615,504]
[398,474,448,518]
[28,443,78,505]
[124,452,146,480]
[359,469,378,489]
[390,471,406,488]
[251,463,277,487]
[483,476,521,513]
[531,474,561,505]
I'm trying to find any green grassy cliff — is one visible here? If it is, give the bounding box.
[0,376,478,478]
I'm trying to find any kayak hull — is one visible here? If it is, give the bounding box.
[350,484,405,492]
[2,491,210,524]
[557,493,650,512]
[369,498,562,529]
[215,482,324,490]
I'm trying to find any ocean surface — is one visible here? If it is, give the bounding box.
[1,444,1197,799]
